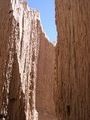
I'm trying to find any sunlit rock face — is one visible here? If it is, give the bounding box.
[0,0,56,120]
[0,0,40,120]
[55,0,90,120]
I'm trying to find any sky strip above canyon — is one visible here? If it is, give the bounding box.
[28,0,57,42]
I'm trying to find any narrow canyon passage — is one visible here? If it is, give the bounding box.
[0,0,90,120]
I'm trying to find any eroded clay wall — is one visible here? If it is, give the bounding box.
[0,0,56,120]
[0,0,40,119]
[55,0,90,120]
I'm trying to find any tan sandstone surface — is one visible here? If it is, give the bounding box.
[55,0,90,120]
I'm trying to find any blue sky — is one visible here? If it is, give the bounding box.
[27,0,57,41]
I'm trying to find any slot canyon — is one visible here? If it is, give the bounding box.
[0,0,90,120]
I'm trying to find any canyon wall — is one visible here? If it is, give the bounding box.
[0,0,40,119]
[36,25,57,120]
[55,0,90,120]
[0,0,56,120]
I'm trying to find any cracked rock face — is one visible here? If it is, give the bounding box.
[55,0,90,120]
[0,0,56,120]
